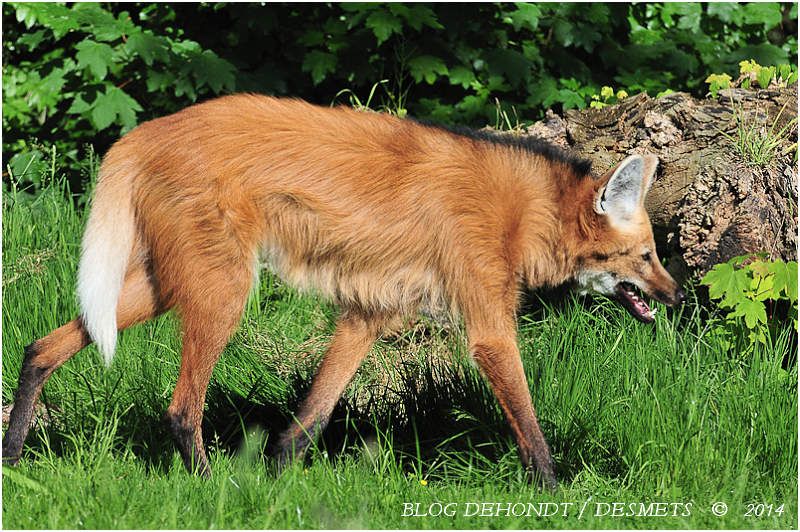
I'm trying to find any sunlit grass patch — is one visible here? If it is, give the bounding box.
[2,177,797,529]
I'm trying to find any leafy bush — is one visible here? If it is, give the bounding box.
[589,86,630,109]
[701,255,798,350]
[705,58,798,97]
[3,2,236,188]
[3,2,797,193]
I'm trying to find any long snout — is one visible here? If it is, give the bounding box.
[666,287,686,306]
[649,265,685,307]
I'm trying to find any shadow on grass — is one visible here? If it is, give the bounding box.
[198,338,628,484]
[13,288,633,481]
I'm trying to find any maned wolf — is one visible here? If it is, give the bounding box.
[2,95,684,488]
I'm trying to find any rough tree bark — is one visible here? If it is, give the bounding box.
[523,84,798,281]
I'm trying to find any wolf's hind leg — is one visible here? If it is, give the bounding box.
[163,259,253,477]
[2,265,165,464]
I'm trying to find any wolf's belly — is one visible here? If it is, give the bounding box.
[258,241,452,318]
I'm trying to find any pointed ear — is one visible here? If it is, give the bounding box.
[594,154,658,224]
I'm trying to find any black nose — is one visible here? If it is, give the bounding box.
[675,288,686,304]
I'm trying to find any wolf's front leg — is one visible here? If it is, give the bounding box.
[468,323,557,489]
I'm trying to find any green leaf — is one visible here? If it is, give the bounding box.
[71,3,134,42]
[90,86,142,131]
[660,2,701,27]
[395,5,443,31]
[484,48,531,87]
[749,259,770,278]
[731,44,789,68]
[728,254,752,267]
[756,65,776,88]
[739,59,760,75]
[751,273,775,301]
[732,298,767,329]
[174,76,197,100]
[707,2,737,23]
[126,30,168,66]
[412,5,443,30]
[192,50,236,93]
[766,260,789,298]
[171,39,202,56]
[552,19,574,47]
[777,64,795,83]
[455,93,490,116]
[529,77,558,108]
[408,55,448,84]
[14,4,38,29]
[557,88,587,110]
[448,66,476,88]
[748,327,768,346]
[508,3,541,31]
[484,75,511,93]
[701,262,750,306]
[32,68,67,108]
[786,262,798,303]
[18,29,47,51]
[302,51,337,85]
[145,70,175,93]
[520,40,541,63]
[67,94,93,114]
[705,73,731,98]
[90,98,116,131]
[8,150,48,184]
[365,9,402,45]
[659,3,677,26]
[585,4,610,25]
[297,30,325,47]
[75,39,115,80]
[676,3,702,31]
[19,3,76,38]
[741,2,782,29]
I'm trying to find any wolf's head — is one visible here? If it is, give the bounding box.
[574,154,685,322]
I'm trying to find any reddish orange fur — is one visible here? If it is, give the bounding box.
[3,95,682,487]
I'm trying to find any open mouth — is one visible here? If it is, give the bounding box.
[614,282,656,323]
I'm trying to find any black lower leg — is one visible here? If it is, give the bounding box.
[275,417,328,467]
[520,441,557,490]
[2,344,50,464]
[165,409,210,477]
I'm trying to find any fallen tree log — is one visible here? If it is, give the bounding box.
[523,84,798,281]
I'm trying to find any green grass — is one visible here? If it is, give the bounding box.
[722,98,798,168]
[2,180,797,529]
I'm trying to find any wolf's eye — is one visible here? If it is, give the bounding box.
[642,251,652,262]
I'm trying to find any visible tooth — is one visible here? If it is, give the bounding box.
[651,308,658,315]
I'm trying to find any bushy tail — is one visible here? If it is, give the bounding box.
[77,160,136,365]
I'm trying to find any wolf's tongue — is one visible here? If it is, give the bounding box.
[625,286,650,315]
[615,282,655,323]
